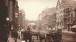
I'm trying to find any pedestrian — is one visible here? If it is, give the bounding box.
[23,26,32,42]
[27,26,31,31]
[18,30,21,39]
[11,30,18,42]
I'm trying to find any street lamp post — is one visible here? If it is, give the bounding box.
[6,17,11,34]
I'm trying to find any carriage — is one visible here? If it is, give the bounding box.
[38,29,62,42]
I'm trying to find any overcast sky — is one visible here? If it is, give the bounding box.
[18,0,58,21]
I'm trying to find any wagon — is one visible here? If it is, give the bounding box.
[46,29,62,42]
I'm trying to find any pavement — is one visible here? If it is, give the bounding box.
[8,36,43,42]
[8,36,21,42]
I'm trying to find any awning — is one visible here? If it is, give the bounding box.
[71,25,76,28]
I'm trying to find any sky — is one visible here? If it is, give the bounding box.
[18,0,58,21]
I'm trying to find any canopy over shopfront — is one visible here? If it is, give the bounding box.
[71,25,76,32]
[71,25,76,28]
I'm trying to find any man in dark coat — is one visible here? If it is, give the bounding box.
[23,26,32,42]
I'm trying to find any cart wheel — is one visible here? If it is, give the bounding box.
[46,37,54,42]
